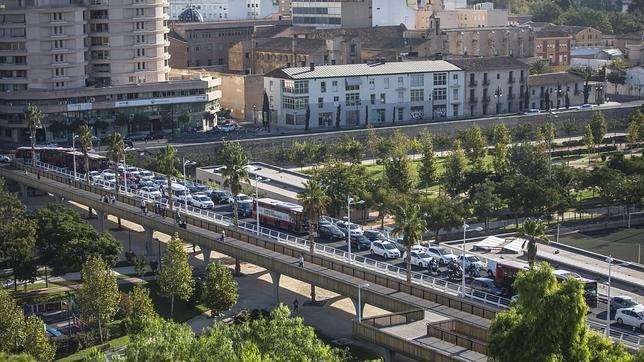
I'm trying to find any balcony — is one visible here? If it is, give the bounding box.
[468,80,478,87]
[508,93,515,100]
[508,77,515,84]
[519,76,525,83]
[482,95,491,103]
[468,97,478,104]
[482,79,490,86]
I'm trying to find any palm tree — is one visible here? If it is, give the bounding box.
[518,218,550,268]
[158,145,178,211]
[219,141,250,227]
[106,132,125,193]
[391,203,426,283]
[77,124,93,181]
[25,104,42,164]
[298,179,330,302]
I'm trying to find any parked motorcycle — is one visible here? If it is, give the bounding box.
[467,264,481,278]
[428,258,440,276]
[447,260,463,281]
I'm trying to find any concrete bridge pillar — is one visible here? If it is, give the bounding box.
[144,228,157,259]
[351,298,365,321]
[202,248,211,265]
[234,258,241,275]
[19,183,28,199]
[96,210,105,232]
[269,270,281,305]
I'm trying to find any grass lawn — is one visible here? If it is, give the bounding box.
[118,280,207,322]
[57,335,130,362]
[557,227,643,263]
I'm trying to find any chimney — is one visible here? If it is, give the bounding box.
[310,62,315,71]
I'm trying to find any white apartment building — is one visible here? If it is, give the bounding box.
[264,60,464,129]
[372,0,431,30]
[170,0,278,21]
[291,0,372,28]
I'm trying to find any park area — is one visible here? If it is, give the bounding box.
[557,226,643,263]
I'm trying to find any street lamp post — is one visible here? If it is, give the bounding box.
[182,158,195,210]
[347,196,365,264]
[462,223,483,297]
[605,256,630,337]
[72,133,79,180]
[358,283,370,322]
[253,104,257,125]
[253,170,270,235]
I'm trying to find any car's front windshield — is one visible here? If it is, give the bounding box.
[383,243,396,250]
[418,253,430,259]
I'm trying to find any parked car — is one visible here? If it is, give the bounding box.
[89,171,101,182]
[370,240,401,259]
[138,180,158,189]
[219,123,238,132]
[138,170,154,181]
[615,307,644,330]
[456,254,486,270]
[576,104,594,111]
[363,229,388,242]
[470,277,504,296]
[191,185,212,196]
[335,221,363,237]
[138,186,162,200]
[317,224,345,241]
[523,109,541,115]
[394,239,426,254]
[611,296,642,312]
[426,247,458,266]
[350,234,372,251]
[410,250,433,268]
[211,190,233,204]
[0,155,11,163]
[100,171,116,183]
[190,194,215,209]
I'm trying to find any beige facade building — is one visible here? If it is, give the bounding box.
[436,9,508,29]
[527,72,587,110]
[0,0,221,144]
[437,26,535,58]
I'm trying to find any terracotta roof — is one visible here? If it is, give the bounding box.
[536,25,593,38]
[528,72,584,86]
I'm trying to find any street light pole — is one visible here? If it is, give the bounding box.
[182,157,193,211]
[462,223,482,297]
[358,283,370,322]
[346,196,365,264]
[72,134,79,180]
[606,255,613,337]
[123,152,128,194]
[254,172,271,235]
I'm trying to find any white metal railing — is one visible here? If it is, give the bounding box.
[24,160,644,348]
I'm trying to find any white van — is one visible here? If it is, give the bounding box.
[170,183,190,202]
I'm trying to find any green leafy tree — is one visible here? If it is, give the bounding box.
[0,289,25,353]
[106,132,125,193]
[441,139,468,197]
[422,196,466,244]
[382,131,417,194]
[529,59,551,75]
[77,124,93,181]
[531,0,562,22]
[76,256,120,343]
[418,130,438,191]
[559,7,613,33]
[218,141,250,226]
[508,143,549,180]
[123,285,157,334]
[298,180,329,302]
[202,262,238,316]
[312,160,368,217]
[158,145,178,211]
[467,181,501,230]
[489,262,634,362]
[133,257,147,277]
[608,11,644,34]
[391,203,427,282]
[336,136,365,164]
[126,316,196,361]
[0,352,36,361]
[157,233,194,318]
[607,58,627,93]
[365,181,400,230]
[33,205,122,274]
[589,112,608,145]
[583,123,596,160]
[517,219,550,268]
[626,120,640,149]
[24,105,42,163]
[492,124,511,175]
[22,316,55,362]
[178,113,191,131]
[461,126,487,169]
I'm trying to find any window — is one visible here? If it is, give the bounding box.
[53,39,64,48]
[452,88,458,100]
[410,74,424,87]
[398,77,403,87]
[433,73,446,86]
[136,48,145,57]
[433,88,446,101]
[52,26,63,35]
[282,80,309,94]
[269,80,274,91]
[452,104,459,117]
[369,78,375,90]
[384,78,389,89]
[135,22,145,30]
[136,35,145,43]
[345,83,360,91]
[332,81,338,92]
[90,23,109,32]
[52,12,63,21]
[53,54,64,63]
[333,96,339,102]
[410,89,424,102]
[345,93,360,106]
[136,62,145,70]
[321,81,326,93]
[370,94,375,105]
[135,8,144,16]
[398,107,403,121]
[318,97,324,108]
[380,93,386,104]
[282,96,308,110]
[497,73,500,80]
[453,73,458,80]
[54,68,64,76]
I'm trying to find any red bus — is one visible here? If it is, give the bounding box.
[14,146,108,171]
[488,259,598,307]
[252,198,307,233]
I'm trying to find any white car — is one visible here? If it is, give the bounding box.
[426,246,458,266]
[0,155,11,163]
[370,240,401,259]
[615,307,644,331]
[138,186,161,200]
[410,250,433,268]
[138,170,154,181]
[336,221,364,237]
[219,123,237,132]
[523,109,541,115]
[190,194,214,209]
[88,171,101,182]
[576,104,594,111]
[395,239,426,254]
[100,171,116,183]
[457,254,486,270]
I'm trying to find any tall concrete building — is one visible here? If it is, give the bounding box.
[0,0,221,144]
